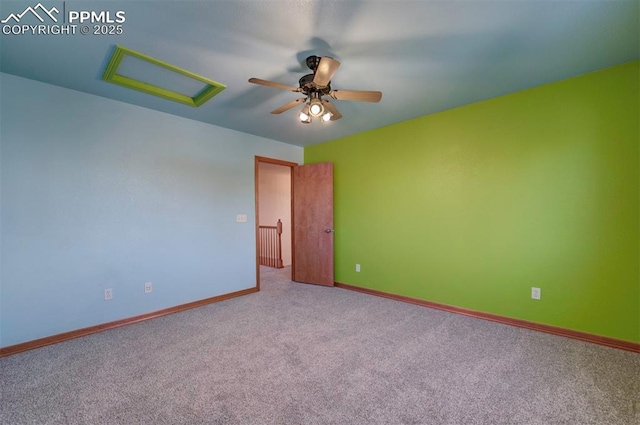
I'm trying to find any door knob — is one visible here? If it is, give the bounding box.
[325,228,334,233]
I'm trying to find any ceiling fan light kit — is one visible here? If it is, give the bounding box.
[249,55,382,124]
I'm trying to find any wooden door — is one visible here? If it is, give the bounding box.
[292,162,334,286]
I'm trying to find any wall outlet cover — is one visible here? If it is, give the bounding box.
[532,287,541,300]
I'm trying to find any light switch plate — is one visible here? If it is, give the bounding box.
[236,214,247,223]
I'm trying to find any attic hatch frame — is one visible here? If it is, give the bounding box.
[102,45,226,107]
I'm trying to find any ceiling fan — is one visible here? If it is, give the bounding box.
[248,55,382,123]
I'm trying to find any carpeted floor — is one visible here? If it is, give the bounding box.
[1,266,638,424]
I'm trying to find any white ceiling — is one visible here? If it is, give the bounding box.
[1,0,638,147]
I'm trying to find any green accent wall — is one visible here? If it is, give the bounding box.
[305,61,639,343]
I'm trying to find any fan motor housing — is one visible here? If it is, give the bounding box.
[299,74,331,95]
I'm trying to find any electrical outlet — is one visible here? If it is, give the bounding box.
[236,214,247,223]
[355,264,361,272]
[144,282,152,294]
[531,287,541,300]
[104,288,113,301]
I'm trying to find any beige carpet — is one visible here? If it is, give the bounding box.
[1,266,638,424]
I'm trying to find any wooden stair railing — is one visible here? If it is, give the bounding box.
[259,219,284,268]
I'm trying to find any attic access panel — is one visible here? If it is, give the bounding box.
[102,45,226,107]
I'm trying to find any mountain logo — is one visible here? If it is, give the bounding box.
[1,3,59,24]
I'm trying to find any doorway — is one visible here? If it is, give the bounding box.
[255,156,335,289]
[254,156,297,290]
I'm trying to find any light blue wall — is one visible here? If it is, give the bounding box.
[0,73,303,347]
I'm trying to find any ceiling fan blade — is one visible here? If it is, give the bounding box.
[321,99,342,121]
[313,57,341,87]
[248,78,301,92]
[270,98,307,114]
[329,89,382,103]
